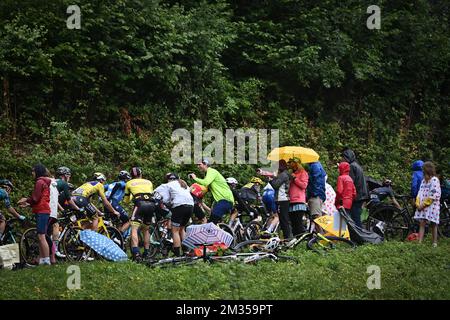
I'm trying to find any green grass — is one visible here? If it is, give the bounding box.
[1,238,449,300]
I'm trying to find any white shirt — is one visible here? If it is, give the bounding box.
[155,181,194,208]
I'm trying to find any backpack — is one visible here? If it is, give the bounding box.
[49,179,59,219]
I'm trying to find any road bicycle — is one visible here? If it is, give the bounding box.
[365,195,411,241]
[233,231,356,254]
[62,211,124,261]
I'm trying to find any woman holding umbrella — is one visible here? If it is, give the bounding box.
[269,160,292,239]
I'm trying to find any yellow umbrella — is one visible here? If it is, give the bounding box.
[267,146,319,163]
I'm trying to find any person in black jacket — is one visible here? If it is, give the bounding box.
[342,148,368,228]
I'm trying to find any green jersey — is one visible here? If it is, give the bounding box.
[194,168,234,203]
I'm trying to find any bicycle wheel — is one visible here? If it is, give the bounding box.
[20,228,40,266]
[244,221,263,240]
[366,205,410,241]
[62,226,92,261]
[232,239,267,253]
[104,226,125,250]
[307,235,356,253]
[217,223,236,247]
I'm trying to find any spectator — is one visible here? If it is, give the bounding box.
[288,159,309,236]
[342,148,368,228]
[322,175,337,215]
[190,158,234,224]
[414,161,441,246]
[269,160,291,239]
[306,161,327,219]
[18,164,52,266]
[335,162,356,212]
[411,160,424,206]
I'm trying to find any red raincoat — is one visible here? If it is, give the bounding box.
[335,162,356,210]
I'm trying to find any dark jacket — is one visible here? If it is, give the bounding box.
[342,149,368,201]
[411,160,424,198]
[306,161,326,202]
[269,170,290,202]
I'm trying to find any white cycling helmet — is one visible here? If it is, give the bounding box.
[264,237,280,252]
[226,177,238,185]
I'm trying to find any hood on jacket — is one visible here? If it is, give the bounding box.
[338,162,350,175]
[412,160,424,171]
[342,149,356,163]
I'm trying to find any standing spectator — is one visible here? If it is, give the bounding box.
[335,162,357,212]
[288,159,309,236]
[306,161,327,219]
[342,148,368,228]
[414,161,441,247]
[269,160,291,239]
[190,159,234,224]
[322,175,337,215]
[411,160,424,204]
[18,164,52,266]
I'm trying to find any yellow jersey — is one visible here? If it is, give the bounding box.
[73,181,107,201]
[124,178,153,203]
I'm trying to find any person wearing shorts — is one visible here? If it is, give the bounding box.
[155,173,194,257]
[123,167,154,260]
[306,161,327,232]
[18,164,52,266]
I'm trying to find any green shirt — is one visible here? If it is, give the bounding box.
[56,179,71,206]
[194,168,234,203]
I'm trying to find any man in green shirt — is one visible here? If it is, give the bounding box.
[189,159,234,224]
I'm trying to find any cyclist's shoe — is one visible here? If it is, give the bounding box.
[55,251,66,259]
[82,252,95,262]
[132,253,142,262]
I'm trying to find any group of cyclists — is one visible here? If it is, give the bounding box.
[1,155,449,266]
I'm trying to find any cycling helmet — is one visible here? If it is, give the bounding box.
[56,166,71,176]
[130,167,142,178]
[250,177,264,185]
[165,172,179,182]
[118,170,131,181]
[382,179,393,187]
[190,183,208,199]
[264,237,280,252]
[93,172,107,182]
[0,179,14,190]
[226,177,238,185]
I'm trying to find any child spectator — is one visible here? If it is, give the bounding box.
[414,161,441,247]
[335,162,356,212]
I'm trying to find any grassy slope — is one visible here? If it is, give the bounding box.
[1,239,449,300]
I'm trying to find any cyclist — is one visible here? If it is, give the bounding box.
[154,173,194,257]
[123,167,155,261]
[104,170,132,236]
[189,158,234,224]
[368,179,402,210]
[72,173,120,231]
[261,182,279,236]
[0,179,26,242]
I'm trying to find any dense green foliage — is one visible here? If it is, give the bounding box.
[1,238,449,299]
[1,0,449,198]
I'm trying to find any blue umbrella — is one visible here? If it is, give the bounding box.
[79,230,127,262]
[183,223,234,249]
